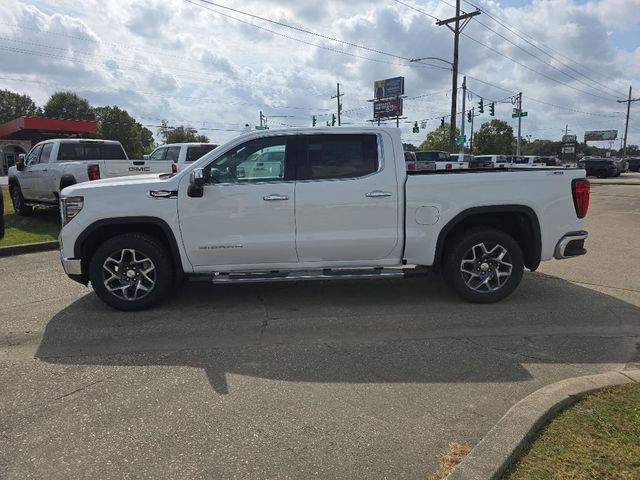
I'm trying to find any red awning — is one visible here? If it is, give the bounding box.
[0,116,96,138]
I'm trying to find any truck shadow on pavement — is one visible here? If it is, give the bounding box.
[35,273,640,394]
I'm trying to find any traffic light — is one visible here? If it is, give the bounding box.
[489,102,495,116]
[312,115,317,127]
[467,110,472,122]
[478,98,484,113]
[331,114,336,126]
[441,117,445,127]
[412,121,419,134]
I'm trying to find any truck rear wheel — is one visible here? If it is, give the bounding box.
[89,233,174,311]
[443,227,524,303]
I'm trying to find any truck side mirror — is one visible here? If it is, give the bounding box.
[16,154,25,172]
[187,168,206,198]
[143,154,150,160]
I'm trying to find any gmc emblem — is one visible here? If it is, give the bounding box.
[129,166,151,172]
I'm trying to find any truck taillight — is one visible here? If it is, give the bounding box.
[172,163,177,174]
[406,162,416,171]
[572,178,590,219]
[87,164,100,181]
[445,163,453,170]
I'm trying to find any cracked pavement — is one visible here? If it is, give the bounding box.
[1,184,640,479]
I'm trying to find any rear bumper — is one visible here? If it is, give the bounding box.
[554,231,588,259]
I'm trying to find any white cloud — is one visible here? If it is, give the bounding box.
[0,0,637,146]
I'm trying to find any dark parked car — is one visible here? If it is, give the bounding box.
[578,158,620,178]
[627,157,640,172]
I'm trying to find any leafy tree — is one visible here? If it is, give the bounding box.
[474,119,515,155]
[402,143,418,152]
[94,106,153,158]
[165,125,209,144]
[522,139,561,156]
[624,144,639,156]
[418,123,459,152]
[44,91,94,120]
[0,89,41,124]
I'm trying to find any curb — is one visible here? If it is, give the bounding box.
[590,180,640,186]
[0,240,59,257]
[445,369,640,480]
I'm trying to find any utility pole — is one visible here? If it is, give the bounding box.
[561,124,570,163]
[437,3,480,153]
[516,92,523,156]
[331,83,344,126]
[459,76,466,153]
[259,111,267,129]
[617,86,639,158]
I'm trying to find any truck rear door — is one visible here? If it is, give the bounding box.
[293,132,400,262]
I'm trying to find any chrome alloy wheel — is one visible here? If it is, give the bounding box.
[459,242,513,293]
[102,249,156,301]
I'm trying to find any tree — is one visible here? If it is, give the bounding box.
[0,89,41,124]
[165,125,209,144]
[522,139,561,156]
[402,143,418,152]
[94,106,154,158]
[474,119,515,155]
[44,91,94,120]
[419,123,459,152]
[624,144,639,156]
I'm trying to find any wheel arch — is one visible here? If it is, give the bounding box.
[74,217,182,284]
[433,205,542,272]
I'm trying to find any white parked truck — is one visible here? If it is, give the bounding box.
[145,142,219,174]
[58,128,590,310]
[7,139,173,215]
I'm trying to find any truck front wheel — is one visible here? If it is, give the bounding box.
[89,233,174,311]
[10,183,33,216]
[443,227,524,303]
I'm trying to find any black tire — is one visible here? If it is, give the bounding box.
[442,227,524,303]
[89,233,174,311]
[0,185,5,239]
[9,183,33,216]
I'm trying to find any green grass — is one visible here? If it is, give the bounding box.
[504,383,640,480]
[0,186,60,247]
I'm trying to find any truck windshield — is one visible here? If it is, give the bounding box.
[186,145,218,162]
[58,143,127,160]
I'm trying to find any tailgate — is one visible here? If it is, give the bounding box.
[99,159,173,178]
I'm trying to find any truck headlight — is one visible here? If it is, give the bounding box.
[60,196,84,225]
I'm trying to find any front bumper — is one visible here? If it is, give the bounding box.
[60,250,86,284]
[554,231,588,259]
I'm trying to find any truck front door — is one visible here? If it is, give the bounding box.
[178,135,297,269]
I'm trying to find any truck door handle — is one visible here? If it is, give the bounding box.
[263,194,289,201]
[365,190,393,198]
[133,161,145,166]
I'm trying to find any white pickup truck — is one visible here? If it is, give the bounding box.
[7,139,172,215]
[145,143,219,174]
[58,127,590,311]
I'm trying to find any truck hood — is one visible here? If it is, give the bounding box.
[61,173,178,196]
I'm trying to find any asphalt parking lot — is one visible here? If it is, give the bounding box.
[1,184,639,480]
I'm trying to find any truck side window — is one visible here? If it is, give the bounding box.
[298,134,379,180]
[165,147,181,162]
[39,143,53,163]
[207,137,289,183]
[148,148,167,161]
[25,144,44,166]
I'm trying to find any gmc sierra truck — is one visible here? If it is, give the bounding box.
[58,127,590,311]
[7,139,172,215]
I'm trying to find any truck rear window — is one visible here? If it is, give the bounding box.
[58,143,127,160]
[186,145,217,162]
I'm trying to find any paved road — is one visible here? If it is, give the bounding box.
[1,184,639,479]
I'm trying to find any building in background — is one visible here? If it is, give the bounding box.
[0,116,96,175]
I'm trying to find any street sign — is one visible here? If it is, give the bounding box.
[456,135,467,144]
[511,111,528,118]
[373,97,403,119]
[562,134,577,143]
[562,146,575,154]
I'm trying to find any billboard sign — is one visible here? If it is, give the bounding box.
[562,134,577,143]
[373,97,403,119]
[584,130,617,141]
[374,77,405,99]
[562,146,575,154]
